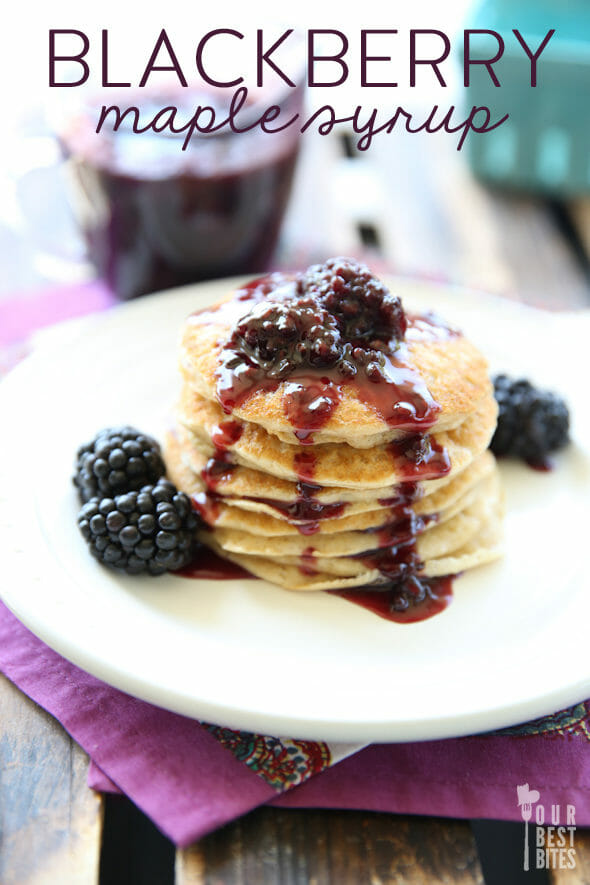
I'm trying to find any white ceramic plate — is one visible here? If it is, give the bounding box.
[2,278,590,742]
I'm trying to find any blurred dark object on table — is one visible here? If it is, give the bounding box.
[57,81,304,300]
[462,0,590,196]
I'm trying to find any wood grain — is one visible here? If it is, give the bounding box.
[361,132,590,309]
[175,809,484,885]
[567,198,590,262]
[483,194,590,310]
[549,829,590,884]
[0,673,103,885]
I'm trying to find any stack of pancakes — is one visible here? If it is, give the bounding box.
[166,277,503,592]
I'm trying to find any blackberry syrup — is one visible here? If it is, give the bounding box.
[328,576,454,624]
[177,548,253,580]
[185,265,457,622]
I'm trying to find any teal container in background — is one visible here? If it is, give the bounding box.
[461,0,590,195]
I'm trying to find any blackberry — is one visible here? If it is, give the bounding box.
[231,300,343,374]
[490,375,570,465]
[300,257,407,343]
[77,479,199,575]
[224,260,407,385]
[74,426,165,502]
[388,576,428,612]
[235,302,301,364]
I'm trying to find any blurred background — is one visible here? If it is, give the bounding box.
[1,0,589,360]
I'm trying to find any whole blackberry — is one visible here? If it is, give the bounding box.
[77,479,199,575]
[232,300,343,374]
[490,375,570,464]
[234,302,301,364]
[74,426,165,502]
[300,257,407,343]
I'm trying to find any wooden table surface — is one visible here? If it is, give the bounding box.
[1,126,590,884]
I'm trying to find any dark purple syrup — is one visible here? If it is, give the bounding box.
[328,576,454,623]
[211,272,450,444]
[293,450,317,482]
[283,380,341,444]
[526,458,553,472]
[353,482,423,582]
[210,420,244,449]
[389,434,451,481]
[299,547,318,576]
[60,91,302,300]
[215,341,442,443]
[176,548,254,580]
[254,489,346,524]
[191,491,220,524]
[200,456,234,492]
[182,263,458,624]
[199,419,243,493]
[194,419,243,515]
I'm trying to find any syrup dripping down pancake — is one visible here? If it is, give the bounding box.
[166,262,503,609]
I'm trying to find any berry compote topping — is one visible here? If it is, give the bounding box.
[232,300,343,376]
[335,480,450,623]
[389,434,451,481]
[213,259,446,442]
[191,259,458,621]
[192,419,243,522]
[245,483,347,536]
[353,481,422,580]
[298,257,407,342]
[328,575,454,624]
[194,483,347,536]
[199,419,243,494]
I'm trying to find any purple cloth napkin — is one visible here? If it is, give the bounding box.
[0,601,273,845]
[2,600,590,846]
[0,281,115,346]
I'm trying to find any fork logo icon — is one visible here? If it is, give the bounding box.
[516,784,577,870]
[517,783,540,871]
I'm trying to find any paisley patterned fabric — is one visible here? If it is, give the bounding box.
[203,726,332,790]
[203,702,590,793]
[204,701,590,793]
[489,701,590,741]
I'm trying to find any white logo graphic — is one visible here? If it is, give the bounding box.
[517,784,576,871]
[517,783,540,870]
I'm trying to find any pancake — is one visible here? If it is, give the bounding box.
[165,259,504,604]
[167,428,495,513]
[180,302,492,448]
[166,430,496,536]
[198,491,503,592]
[176,386,497,489]
[199,471,500,559]
[169,423,450,504]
